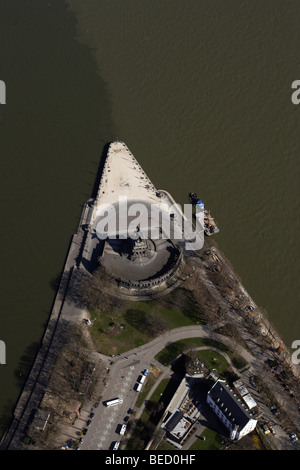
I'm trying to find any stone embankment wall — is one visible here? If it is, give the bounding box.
[115,249,184,295]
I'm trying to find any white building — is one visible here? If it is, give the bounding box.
[161,374,203,448]
[207,380,257,440]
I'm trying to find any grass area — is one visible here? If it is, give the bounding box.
[89,297,196,356]
[156,430,225,451]
[188,428,225,450]
[88,277,249,368]
[125,375,171,450]
[155,337,248,372]
[135,365,163,408]
[195,349,229,375]
[156,441,176,450]
[155,338,207,365]
[149,378,170,402]
[90,307,148,356]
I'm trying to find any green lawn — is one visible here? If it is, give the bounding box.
[155,419,225,451]
[156,441,176,451]
[125,376,170,450]
[89,308,149,356]
[89,299,196,356]
[155,337,248,372]
[194,349,229,375]
[135,368,164,408]
[189,428,225,450]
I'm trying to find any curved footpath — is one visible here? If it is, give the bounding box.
[105,324,253,369]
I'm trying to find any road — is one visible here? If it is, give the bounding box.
[79,354,149,450]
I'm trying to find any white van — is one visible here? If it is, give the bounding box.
[113,441,120,450]
[119,424,127,435]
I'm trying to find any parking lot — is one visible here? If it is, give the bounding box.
[79,357,147,450]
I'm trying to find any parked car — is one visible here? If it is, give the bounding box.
[262,424,270,435]
[87,420,92,427]
[270,405,280,416]
[268,423,277,436]
[83,428,88,435]
[290,433,298,443]
[90,412,95,419]
[267,359,280,371]
[249,376,256,387]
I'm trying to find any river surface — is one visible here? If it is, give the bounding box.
[0,0,299,436]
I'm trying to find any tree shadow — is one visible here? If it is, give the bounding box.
[124,308,167,337]
[14,341,41,389]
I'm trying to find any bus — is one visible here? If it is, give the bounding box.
[104,398,123,407]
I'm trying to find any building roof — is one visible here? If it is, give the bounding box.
[242,393,257,410]
[208,381,255,430]
[164,410,184,432]
[233,379,257,410]
[161,374,203,445]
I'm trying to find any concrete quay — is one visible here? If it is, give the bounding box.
[89,141,199,243]
[93,141,158,209]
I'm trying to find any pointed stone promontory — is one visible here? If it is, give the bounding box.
[93,141,159,210]
[81,141,186,295]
